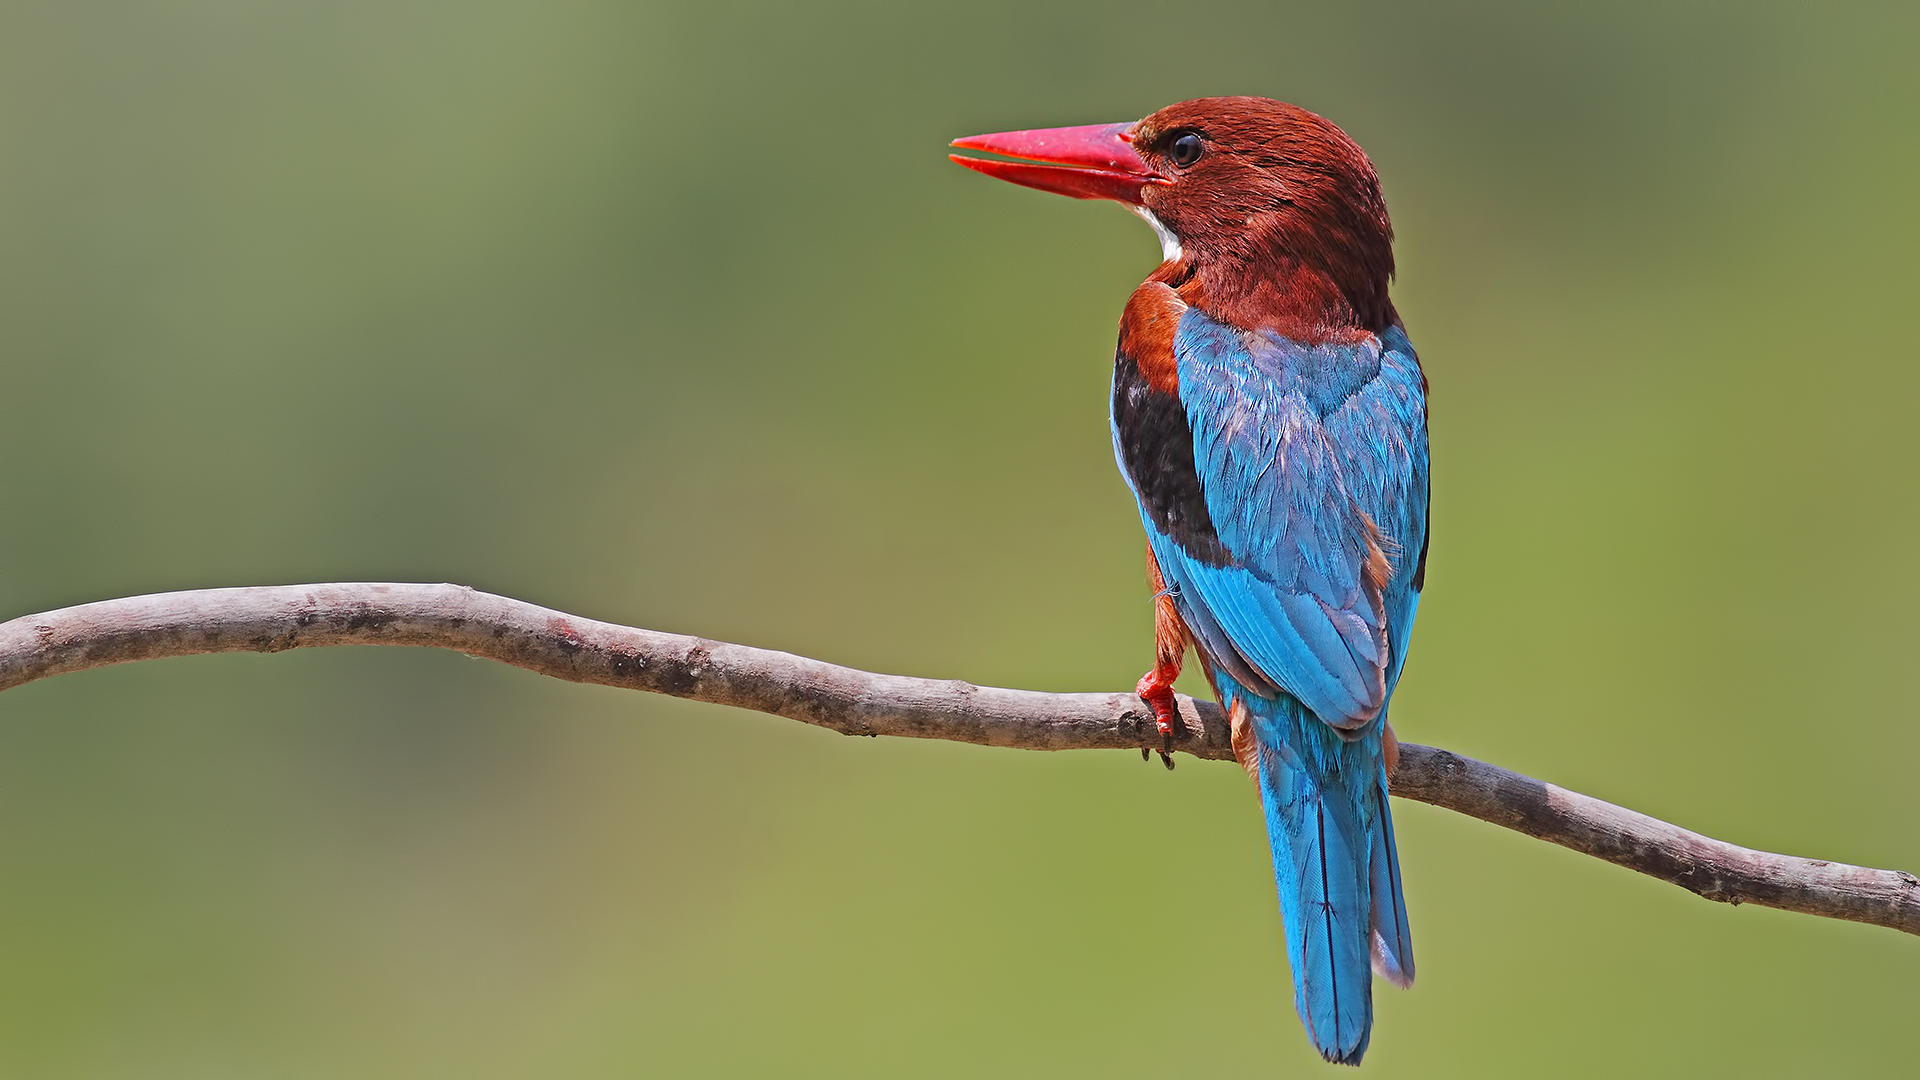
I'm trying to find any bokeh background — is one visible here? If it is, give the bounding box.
[2,1,1915,1075]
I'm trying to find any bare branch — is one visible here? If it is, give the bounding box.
[3,582,1915,936]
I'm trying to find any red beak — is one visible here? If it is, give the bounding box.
[949,122,1164,205]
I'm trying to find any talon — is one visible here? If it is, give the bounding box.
[1140,746,1150,762]
[1136,669,1181,768]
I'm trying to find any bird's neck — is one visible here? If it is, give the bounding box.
[1154,254,1394,346]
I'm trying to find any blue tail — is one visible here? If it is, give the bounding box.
[1241,688,1413,1065]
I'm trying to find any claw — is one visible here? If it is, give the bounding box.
[1136,669,1181,770]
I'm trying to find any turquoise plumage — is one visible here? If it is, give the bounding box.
[1132,316,1426,1062]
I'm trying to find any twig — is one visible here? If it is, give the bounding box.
[2,582,1914,936]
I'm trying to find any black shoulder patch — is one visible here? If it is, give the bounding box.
[1113,348,1232,566]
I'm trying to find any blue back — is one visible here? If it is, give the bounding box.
[1123,313,1427,729]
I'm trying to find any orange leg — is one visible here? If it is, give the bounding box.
[1138,549,1187,770]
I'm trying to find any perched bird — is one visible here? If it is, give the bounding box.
[951,98,1428,1065]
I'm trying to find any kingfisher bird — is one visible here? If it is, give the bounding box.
[951,98,1428,1065]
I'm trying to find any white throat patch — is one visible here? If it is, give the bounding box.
[1130,205,1184,264]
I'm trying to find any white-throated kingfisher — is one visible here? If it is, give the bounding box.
[951,98,1428,1065]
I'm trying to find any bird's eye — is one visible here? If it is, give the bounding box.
[1168,132,1204,168]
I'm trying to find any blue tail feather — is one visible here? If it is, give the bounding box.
[1242,686,1408,1065]
[1368,778,1414,987]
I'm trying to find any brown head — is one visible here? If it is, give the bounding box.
[952,96,1397,342]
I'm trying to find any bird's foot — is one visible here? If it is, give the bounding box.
[1135,670,1178,770]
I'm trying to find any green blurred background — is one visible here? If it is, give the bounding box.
[2,1,1915,1075]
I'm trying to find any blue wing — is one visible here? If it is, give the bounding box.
[1141,313,1428,730]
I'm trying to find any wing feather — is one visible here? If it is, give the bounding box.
[1128,313,1426,729]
